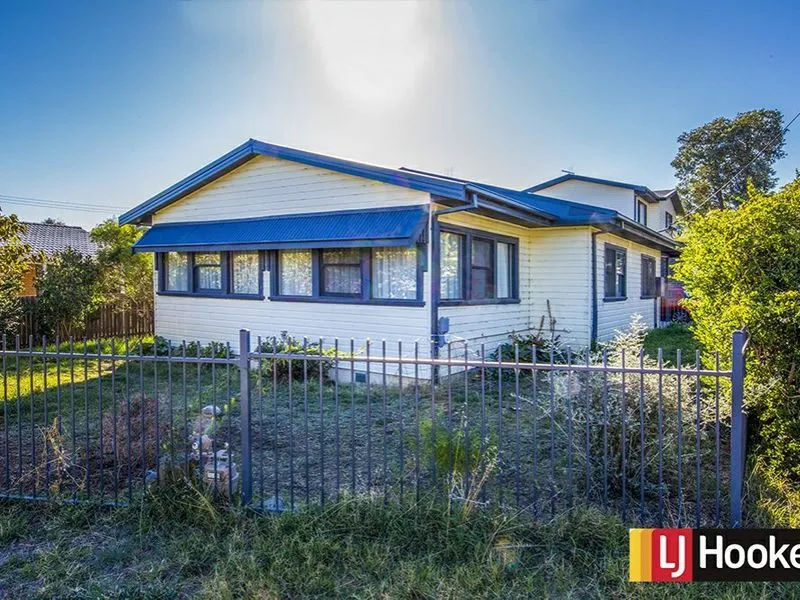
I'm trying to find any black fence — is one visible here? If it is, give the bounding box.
[0,330,747,527]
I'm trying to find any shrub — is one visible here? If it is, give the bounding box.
[257,332,336,381]
[491,300,566,364]
[0,213,34,333]
[674,178,800,480]
[36,248,101,338]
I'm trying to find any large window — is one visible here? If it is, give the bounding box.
[438,226,518,304]
[231,252,261,295]
[641,255,657,298]
[440,231,464,300]
[273,246,422,304]
[278,250,313,296]
[321,249,362,297]
[159,251,263,298]
[372,247,417,300]
[665,212,674,232]
[604,244,627,300]
[165,252,190,292]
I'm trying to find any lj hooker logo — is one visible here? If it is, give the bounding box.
[630,529,800,582]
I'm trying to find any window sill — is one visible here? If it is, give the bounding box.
[603,296,628,303]
[269,295,425,307]
[640,295,657,300]
[158,291,264,301]
[439,298,521,307]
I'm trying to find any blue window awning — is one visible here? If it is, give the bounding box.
[133,205,429,253]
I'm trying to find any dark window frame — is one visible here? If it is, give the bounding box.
[157,251,265,300]
[665,212,674,231]
[640,254,657,299]
[437,224,519,306]
[603,243,627,301]
[270,245,426,307]
[636,200,648,226]
[193,251,225,295]
[320,248,364,298]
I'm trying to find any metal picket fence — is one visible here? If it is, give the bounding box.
[0,329,747,527]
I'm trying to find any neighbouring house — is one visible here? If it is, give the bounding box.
[18,222,97,296]
[119,139,681,375]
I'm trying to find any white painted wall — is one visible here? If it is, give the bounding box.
[528,228,592,347]
[595,232,661,342]
[436,210,593,354]
[151,155,433,375]
[534,180,637,220]
[153,155,430,224]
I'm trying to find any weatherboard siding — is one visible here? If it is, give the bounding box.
[150,155,434,375]
[528,228,592,347]
[535,180,636,221]
[595,233,661,342]
[152,155,430,224]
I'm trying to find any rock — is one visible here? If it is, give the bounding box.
[263,495,285,512]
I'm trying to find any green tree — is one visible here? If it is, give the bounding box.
[674,178,800,478]
[90,219,153,309]
[0,212,35,333]
[36,248,101,338]
[671,109,786,213]
[41,217,65,225]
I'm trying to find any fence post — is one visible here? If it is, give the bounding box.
[730,329,747,527]
[239,329,253,506]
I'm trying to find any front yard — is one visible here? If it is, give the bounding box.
[1,493,798,599]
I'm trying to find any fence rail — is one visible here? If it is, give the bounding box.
[0,329,747,527]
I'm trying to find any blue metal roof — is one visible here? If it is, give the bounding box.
[120,139,465,225]
[133,205,429,253]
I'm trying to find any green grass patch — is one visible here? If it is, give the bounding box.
[643,323,702,366]
[1,491,800,598]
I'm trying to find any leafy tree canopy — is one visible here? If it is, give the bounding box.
[674,178,800,478]
[41,217,66,225]
[671,109,786,213]
[0,212,35,332]
[36,248,101,338]
[90,219,153,309]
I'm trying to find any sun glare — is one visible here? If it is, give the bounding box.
[302,0,433,106]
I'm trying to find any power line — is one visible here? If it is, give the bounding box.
[0,192,129,214]
[682,109,800,218]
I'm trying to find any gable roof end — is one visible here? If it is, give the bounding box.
[119,139,468,225]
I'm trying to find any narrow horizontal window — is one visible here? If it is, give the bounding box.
[372,246,417,300]
[165,252,189,292]
[321,248,362,297]
[279,250,312,296]
[231,251,260,295]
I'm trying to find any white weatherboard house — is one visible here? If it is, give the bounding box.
[119,140,681,373]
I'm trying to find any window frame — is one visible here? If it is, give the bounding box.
[640,254,657,299]
[192,252,225,295]
[636,200,648,226]
[157,251,265,300]
[270,246,425,307]
[603,243,627,302]
[665,211,674,231]
[319,248,364,298]
[437,224,519,306]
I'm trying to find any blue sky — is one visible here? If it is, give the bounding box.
[1,0,798,229]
